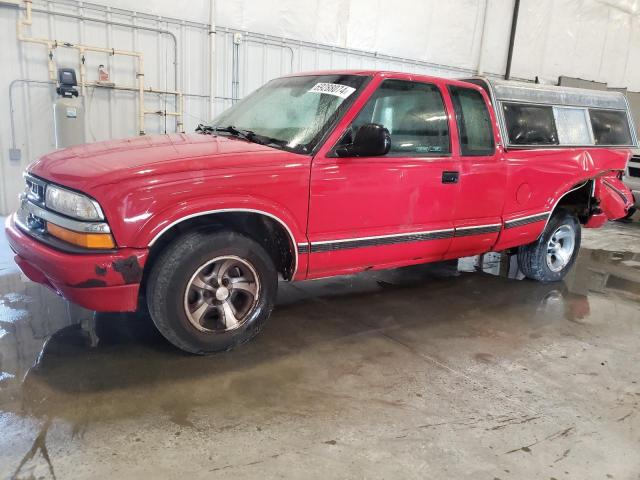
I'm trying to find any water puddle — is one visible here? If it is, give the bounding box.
[0,244,638,458]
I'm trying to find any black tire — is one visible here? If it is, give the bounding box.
[517,210,581,282]
[146,230,278,354]
[617,206,636,222]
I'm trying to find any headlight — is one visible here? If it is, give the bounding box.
[45,185,104,221]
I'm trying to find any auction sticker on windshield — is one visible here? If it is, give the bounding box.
[308,83,356,99]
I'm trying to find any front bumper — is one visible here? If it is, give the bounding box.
[5,214,148,312]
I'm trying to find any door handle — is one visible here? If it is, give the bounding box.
[442,171,459,184]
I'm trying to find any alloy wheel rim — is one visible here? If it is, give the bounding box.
[183,255,260,333]
[546,224,575,272]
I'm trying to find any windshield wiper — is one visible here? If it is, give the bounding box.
[197,124,291,150]
[196,124,253,139]
[195,123,214,133]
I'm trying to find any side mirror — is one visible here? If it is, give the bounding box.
[337,123,391,157]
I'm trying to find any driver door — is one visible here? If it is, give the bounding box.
[306,77,461,278]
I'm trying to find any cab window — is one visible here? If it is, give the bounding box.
[342,79,450,155]
[449,85,495,156]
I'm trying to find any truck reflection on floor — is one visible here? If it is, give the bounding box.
[459,247,640,320]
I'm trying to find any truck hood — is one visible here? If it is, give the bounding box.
[28,133,289,191]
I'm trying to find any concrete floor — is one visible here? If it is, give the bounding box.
[1,216,639,479]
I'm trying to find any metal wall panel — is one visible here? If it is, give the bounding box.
[0,0,483,214]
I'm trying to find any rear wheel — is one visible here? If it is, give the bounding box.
[517,211,580,282]
[146,230,277,354]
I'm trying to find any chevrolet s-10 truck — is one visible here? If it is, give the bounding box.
[6,70,637,353]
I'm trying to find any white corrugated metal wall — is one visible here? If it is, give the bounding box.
[0,0,491,214]
[1,0,211,215]
[1,0,640,214]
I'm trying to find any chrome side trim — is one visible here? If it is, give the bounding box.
[506,211,551,222]
[454,223,502,230]
[301,223,506,255]
[310,228,454,245]
[305,228,454,253]
[504,211,550,229]
[148,208,300,280]
[453,223,502,237]
[22,199,111,233]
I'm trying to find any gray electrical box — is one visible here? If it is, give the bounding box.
[53,97,85,148]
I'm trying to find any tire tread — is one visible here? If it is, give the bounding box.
[146,230,276,354]
[517,210,581,283]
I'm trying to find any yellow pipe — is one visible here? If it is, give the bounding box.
[47,44,55,81]
[86,82,180,96]
[16,0,185,135]
[16,0,55,80]
[144,111,181,116]
[137,55,145,134]
[79,47,86,97]
[20,0,31,29]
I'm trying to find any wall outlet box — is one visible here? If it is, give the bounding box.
[9,148,21,162]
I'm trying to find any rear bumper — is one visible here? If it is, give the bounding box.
[597,176,634,220]
[623,171,640,207]
[5,214,148,312]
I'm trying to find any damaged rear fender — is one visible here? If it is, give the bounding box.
[594,174,633,221]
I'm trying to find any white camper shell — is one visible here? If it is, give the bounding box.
[464,78,639,150]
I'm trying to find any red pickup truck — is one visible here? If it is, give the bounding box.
[6,70,637,354]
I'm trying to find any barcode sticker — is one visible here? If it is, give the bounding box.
[308,83,356,99]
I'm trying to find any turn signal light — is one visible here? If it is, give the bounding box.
[47,223,116,249]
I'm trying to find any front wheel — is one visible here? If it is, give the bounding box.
[517,211,581,282]
[146,230,278,354]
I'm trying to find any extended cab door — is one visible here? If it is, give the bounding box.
[445,83,507,259]
[305,76,461,278]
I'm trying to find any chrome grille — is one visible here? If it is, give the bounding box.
[25,175,46,206]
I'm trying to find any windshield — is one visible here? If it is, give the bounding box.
[206,74,369,154]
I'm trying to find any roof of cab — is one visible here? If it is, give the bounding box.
[282,69,482,89]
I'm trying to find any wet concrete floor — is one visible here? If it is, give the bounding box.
[1,217,639,479]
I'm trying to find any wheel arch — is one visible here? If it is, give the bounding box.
[142,208,300,292]
[543,178,595,230]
